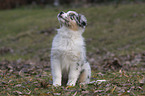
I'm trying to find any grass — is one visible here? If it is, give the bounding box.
[0,4,145,60]
[0,3,145,95]
[0,71,144,95]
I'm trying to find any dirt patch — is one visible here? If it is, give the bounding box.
[88,51,145,71]
[0,60,51,76]
[0,47,13,55]
[0,51,145,75]
[38,28,55,35]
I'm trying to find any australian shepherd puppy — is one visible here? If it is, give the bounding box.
[51,11,91,86]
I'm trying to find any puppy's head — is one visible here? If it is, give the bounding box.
[57,11,87,31]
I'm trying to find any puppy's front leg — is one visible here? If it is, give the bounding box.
[51,59,62,86]
[67,63,80,86]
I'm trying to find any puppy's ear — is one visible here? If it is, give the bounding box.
[77,14,87,27]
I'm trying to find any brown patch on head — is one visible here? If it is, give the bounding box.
[58,11,87,30]
[68,20,79,31]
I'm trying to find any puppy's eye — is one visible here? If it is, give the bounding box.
[81,21,86,26]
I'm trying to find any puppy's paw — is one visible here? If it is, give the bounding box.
[53,83,61,87]
[67,82,76,86]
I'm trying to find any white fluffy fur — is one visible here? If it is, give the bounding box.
[51,11,91,86]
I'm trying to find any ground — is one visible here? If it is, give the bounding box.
[0,4,145,95]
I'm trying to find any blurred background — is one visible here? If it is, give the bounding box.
[0,0,145,9]
[0,0,145,95]
[0,0,145,71]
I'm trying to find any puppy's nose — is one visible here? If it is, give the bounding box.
[59,11,64,15]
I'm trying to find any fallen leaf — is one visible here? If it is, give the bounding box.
[111,86,117,93]
[73,91,77,96]
[14,84,22,87]
[88,80,107,85]
[53,93,61,95]
[26,88,31,94]
[13,91,23,95]
[94,90,104,93]
[81,91,89,94]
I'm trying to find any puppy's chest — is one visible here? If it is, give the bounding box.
[53,35,84,52]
